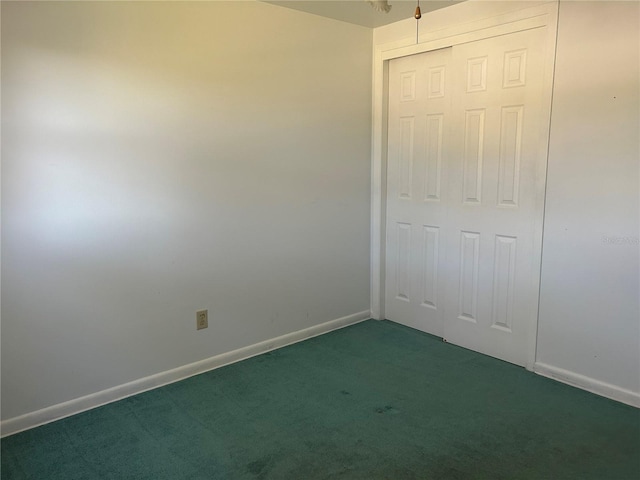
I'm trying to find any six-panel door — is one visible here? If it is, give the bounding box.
[385,28,548,367]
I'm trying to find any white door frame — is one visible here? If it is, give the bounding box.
[370,1,559,370]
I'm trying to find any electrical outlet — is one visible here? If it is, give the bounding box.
[196,309,208,330]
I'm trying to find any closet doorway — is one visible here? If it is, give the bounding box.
[384,26,551,367]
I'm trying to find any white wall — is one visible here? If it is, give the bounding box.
[1,1,372,421]
[536,0,640,397]
[372,1,549,46]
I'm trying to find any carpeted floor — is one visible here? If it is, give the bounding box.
[2,319,639,479]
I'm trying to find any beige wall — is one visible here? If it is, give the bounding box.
[1,1,372,420]
[536,0,640,395]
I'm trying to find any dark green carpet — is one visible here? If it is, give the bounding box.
[2,320,639,479]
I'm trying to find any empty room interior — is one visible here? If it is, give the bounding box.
[1,0,639,478]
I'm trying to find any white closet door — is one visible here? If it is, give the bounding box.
[385,48,452,337]
[385,27,550,367]
[442,28,548,366]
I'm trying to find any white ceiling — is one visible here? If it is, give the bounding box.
[263,1,463,28]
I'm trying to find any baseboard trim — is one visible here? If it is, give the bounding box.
[1,311,371,438]
[534,362,640,408]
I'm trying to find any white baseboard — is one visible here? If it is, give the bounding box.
[1,311,371,438]
[534,362,640,408]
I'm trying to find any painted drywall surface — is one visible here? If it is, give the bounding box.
[1,1,372,420]
[536,1,640,393]
[372,0,549,46]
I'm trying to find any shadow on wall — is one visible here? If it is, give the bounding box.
[1,0,372,422]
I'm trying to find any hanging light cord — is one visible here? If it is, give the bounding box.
[415,0,422,44]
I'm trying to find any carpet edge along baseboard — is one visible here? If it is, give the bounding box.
[0,311,371,438]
